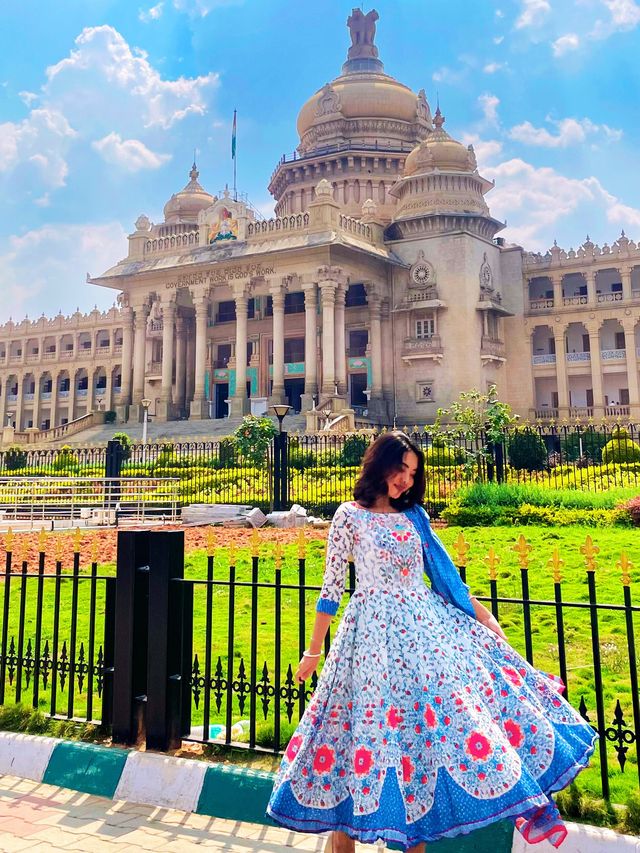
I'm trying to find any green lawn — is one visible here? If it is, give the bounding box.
[0,525,638,804]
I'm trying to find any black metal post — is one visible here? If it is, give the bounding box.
[280,430,289,509]
[273,435,282,511]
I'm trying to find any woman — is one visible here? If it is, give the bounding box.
[267,432,597,851]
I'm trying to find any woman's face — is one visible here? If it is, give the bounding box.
[385,449,419,499]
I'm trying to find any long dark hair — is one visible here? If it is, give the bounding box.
[353,431,425,510]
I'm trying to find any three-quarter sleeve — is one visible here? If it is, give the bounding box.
[317,502,353,615]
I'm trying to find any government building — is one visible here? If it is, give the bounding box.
[1,9,639,436]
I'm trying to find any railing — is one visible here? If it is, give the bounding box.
[0,476,179,527]
[532,354,556,365]
[0,531,115,726]
[60,350,74,359]
[533,408,559,419]
[597,292,624,303]
[562,295,588,306]
[566,351,591,362]
[569,407,594,418]
[481,337,506,358]
[170,531,640,802]
[605,405,630,417]
[338,214,372,240]
[273,139,415,169]
[246,213,309,238]
[601,349,626,360]
[402,335,443,356]
[144,229,199,255]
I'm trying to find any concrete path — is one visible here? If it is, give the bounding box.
[0,774,345,852]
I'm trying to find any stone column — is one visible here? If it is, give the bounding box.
[68,370,77,424]
[120,308,134,406]
[104,369,112,413]
[15,373,24,431]
[622,317,640,415]
[553,328,569,414]
[270,282,286,404]
[334,283,347,396]
[585,271,597,306]
[587,323,604,417]
[174,317,187,414]
[319,280,337,398]
[381,299,393,411]
[621,266,633,302]
[190,295,210,420]
[367,288,385,421]
[158,299,176,420]
[230,285,249,416]
[32,372,41,431]
[185,318,195,405]
[301,282,318,411]
[551,274,563,308]
[132,303,149,405]
[50,371,58,429]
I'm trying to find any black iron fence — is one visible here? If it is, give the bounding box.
[0,424,638,518]
[0,527,637,804]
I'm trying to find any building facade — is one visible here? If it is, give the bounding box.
[1,10,639,433]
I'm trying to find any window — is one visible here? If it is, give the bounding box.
[284,337,305,363]
[612,281,623,292]
[247,298,255,320]
[349,329,368,357]
[43,379,52,393]
[99,339,109,348]
[77,376,88,390]
[582,334,590,353]
[82,340,91,349]
[615,331,625,349]
[345,283,367,307]
[60,377,70,392]
[284,292,305,314]
[96,376,107,390]
[216,300,236,323]
[416,316,435,339]
[620,388,630,406]
[216,343,232,368]
[264,295,273,317]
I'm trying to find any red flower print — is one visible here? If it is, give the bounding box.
[465,731,492,761]
[502,666,523,687]
[504,719,525,748]
[424,704,438,729]
[402,755,415,783]
[353,747,374,777]
[285,735,303,762]
[386,707,404,729]
[313,744,336,775]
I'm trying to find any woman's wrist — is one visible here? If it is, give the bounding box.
[303,649,322,658]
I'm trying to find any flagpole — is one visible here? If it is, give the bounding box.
[232,109,237,201]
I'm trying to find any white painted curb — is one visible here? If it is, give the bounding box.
[0,731,58,782]
[512,821,640,851]
[113,750,208,813]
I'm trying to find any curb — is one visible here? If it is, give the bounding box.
[0,732,634,852]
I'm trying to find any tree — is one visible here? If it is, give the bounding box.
[507,429,547,471]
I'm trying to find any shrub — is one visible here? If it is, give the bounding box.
[104,410,116,424]
[623,789,640,834]
[111,431,132,460]
[507,430,547,471]
[621,496,640,525]
[233,415,277,466]
[425,445,460,468]
[53,445,77,473]
[339,434,369,467]
[441,500,503,526]
[217,437,237,468]
[561,430,607,463]
[3,445,27,472]
[602,431,640,464]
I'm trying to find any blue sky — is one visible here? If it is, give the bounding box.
[1,0,639,321]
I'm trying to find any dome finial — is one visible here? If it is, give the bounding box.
[434,104,445,130]
[189,152,199,182]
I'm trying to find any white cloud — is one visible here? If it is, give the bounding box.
[496,9,505,18]
[483,62,505,73]
[92,132,171,171]
[19,91,38,107]
[45,26,219,130]
[593,0,640,35]
[461,134,504,167]
[515,0,551,29]
[0,222,127,322]
[478,93,500,124]
[552,33,580,55]
[494,35,505,44]
[172,0,243,17]
[509,116,622,147]
[0,108,76,189]
[139,2,164,22]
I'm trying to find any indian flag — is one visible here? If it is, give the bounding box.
[231,110,237,159]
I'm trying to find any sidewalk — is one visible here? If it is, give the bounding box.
[0,775,340,852]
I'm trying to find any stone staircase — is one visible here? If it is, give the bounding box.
[58,413,308,447]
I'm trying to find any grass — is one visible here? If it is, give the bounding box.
[0,526,638,807]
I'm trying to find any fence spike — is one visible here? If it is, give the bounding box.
[580,535,599,573]
[452,532,470,567]
[617,552,633,587]
[485,547,500,581]
[4,528,13,554]
[250,527,260,558]
[90,536,99,565]
[274,540,283,570]
[73,527,82,554]
[54,535,64,563]
[512,534,532,570]
[206,527,215,558]
[547,548,564,584]
[38,527,47,554]
[297,528,306,560]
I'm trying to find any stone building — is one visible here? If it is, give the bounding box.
[1,9,639,434]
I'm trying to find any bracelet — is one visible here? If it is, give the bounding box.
[302,650,322,658]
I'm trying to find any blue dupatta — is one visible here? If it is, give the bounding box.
[404,504,476,619]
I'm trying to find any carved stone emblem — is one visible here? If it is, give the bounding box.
[316,84,341,117]
[410,251,436,287]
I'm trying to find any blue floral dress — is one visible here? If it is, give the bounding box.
[267,502,597,850]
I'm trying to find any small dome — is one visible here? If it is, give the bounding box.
[403,109,476,176]
[163,162,214,224]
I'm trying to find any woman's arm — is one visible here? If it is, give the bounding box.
[470,596,507,641]
[295,611,333,683]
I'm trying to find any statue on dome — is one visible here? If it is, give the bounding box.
[347,8,379,58]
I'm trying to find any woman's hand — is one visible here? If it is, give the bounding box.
[295,654,321,684]
[479,611,507,641]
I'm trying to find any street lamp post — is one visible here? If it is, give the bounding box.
[141,398,151,463]
[269,404,292,511]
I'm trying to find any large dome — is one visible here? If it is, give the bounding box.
[163,163,214,224]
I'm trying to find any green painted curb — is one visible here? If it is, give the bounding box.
[197,764,276,823]
[388,821,513,851]
[43,741,129,798]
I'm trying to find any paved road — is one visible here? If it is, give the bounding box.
[0,775,352,852]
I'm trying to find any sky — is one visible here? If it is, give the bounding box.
[1,0,639,322]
